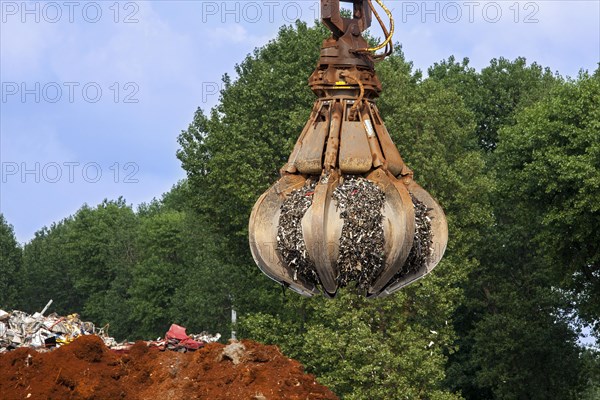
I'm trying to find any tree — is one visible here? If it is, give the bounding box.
[133,181,253,339]
[176,21,334,325]
[445,72,597,399]
[494,72,600,335]
[581,348,600,400]
[243,289,462,400]
[128,209,187,338]
[0,214,22,309]
[168,213,238,338]
[64,199,138,339]
[177,22,329,253]
[428,56,558,151]
[19,219,81,314]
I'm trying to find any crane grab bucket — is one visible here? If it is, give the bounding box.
[249,0,448,298]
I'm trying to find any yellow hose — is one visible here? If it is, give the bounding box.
[354,0,394,54]
[368,0,394,53]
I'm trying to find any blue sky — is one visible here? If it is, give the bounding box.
[1,0,599,244]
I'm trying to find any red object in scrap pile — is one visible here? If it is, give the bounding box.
[165,324,204,351]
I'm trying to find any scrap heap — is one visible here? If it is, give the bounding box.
[0,302,220,354]
[0,301,96,353]
[277,179,319,284]
[333,175,386,289]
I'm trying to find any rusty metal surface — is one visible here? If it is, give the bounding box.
[323,102,343,172]
[365,170,416,295]
[374,179,449,297]
[321,0,372,36]
[361,107,384,168]
[368,104,407,177]
[339,119,372,173]
[249,175,320,296]
[303,173,342,296]
[283,102,320,174]
[295,107,330,174]
[406,180,448,268]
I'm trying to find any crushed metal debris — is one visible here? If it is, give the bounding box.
[0,300,95,353]
[395,194,433,279]
[333,175,386,290]
[0,301,220,354]
[277,179,319,284]
[275,175,433,293]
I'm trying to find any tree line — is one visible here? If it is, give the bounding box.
[1,21,599,399]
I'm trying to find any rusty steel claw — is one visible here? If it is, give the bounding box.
[302,173,342,296]
[367,177,448,298]
[365,169,415,295]
[249,99,448,298]
[248,0,448,298]
[249,174,321,296]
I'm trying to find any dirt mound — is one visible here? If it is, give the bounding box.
[0,335,338,400]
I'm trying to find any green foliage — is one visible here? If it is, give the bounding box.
[378,51,493,260]
[241,289,463,400]
[446,72,597,399]
[63,199,138,338]
[457,263,584,399]
[18,199,139,339]
[20,219,81,313]
[175,21,595,399]
[128,210,187,338]
[16,183,234,340]
[580,348,600,400]
[494,73,600,331]
[428,56,558,151]
[182,26,491,397]
[0,214,22,309]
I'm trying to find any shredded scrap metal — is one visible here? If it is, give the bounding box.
[277,179,319,284]
[274,176,434,293]
[395,194,433,279]
[333,176,386,290]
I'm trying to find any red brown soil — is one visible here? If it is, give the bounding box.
[0,335,338,400]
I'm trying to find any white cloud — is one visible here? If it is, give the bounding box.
[205,23,274,48]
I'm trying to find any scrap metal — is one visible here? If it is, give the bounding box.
[333,175,385,290]
[0,301,95,353]
[277,179,319,284]
[0,302,221,353]
[397,194,433,278]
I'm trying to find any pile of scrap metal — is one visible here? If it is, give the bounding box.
[99,324,221,354]
[0,300,98,353]
[0,300,222,354]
